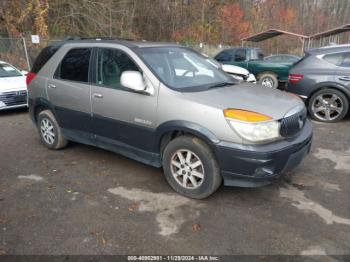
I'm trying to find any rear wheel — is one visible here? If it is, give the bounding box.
[258,73,279,89]
[308,89,349,123]
[37,110,68,149]
[162,135,222,199]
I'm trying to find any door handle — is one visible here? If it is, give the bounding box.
[92,93,103,98]
[339,76,350,81]
[48,84,56,89]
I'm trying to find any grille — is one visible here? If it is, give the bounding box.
[280,108,307,138]
[0,90,27,107]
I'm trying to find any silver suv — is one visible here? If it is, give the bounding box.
[28,38,312,199]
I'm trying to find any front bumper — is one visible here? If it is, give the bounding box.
[214,119,313,187]
[0,90,28,110]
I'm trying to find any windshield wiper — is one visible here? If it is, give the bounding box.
[207,81,235,90]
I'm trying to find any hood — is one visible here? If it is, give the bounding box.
[0,76,27,92]
[221,64,249,76]
[183,82,304,120]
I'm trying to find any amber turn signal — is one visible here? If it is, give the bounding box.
[223,109,272,122]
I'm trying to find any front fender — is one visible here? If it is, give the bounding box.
[156,120,220,148]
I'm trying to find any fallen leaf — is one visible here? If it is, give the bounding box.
[128,202,140,212]
[0,250,7,255]
[192,223,201,232]
[0,218,7,224]
[292,183,305,190]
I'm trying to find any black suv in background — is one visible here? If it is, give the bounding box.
[287,45,350,123]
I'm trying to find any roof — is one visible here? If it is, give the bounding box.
[310,24,350,39]
[58,37,181,49]
[241,29,308,42]
[306,44,350,54]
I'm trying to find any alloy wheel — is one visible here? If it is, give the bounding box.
[261,77,274,88]
[170,149,204,189]
[311,93,343,121]
[40,118,55,145]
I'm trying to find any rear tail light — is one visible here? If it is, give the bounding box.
[26,72,36,86]
[288,74,304,84]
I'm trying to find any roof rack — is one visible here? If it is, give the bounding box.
[63,36,135,41]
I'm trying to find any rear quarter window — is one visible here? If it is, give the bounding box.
[31,44,62,73]
[323,53,344,66]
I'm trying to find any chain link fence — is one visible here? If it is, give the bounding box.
[0,37,232,71]
[186,43,233,57]
[0,37,61,71]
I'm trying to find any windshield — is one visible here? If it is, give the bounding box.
[137,47,234,91]
[0,63,22,77]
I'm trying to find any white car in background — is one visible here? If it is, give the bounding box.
[203,54,256,83]
[221,64,256,83]
[0,61,28,110]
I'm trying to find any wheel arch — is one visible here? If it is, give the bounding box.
[306,83,350,105]
[156,120,220,157]
[30,97,57,123]
[257,71,278,80]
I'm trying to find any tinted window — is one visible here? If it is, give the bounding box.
[215,50,233,62]
[323,53,344,66]
[138,47,233,91]
[97,48,139,89]
[0,63,22,77]
[59,48,92,82]
[251,50,264,60]
[340,52,350,67]
[234,49,246,62]
[32,43,62,73]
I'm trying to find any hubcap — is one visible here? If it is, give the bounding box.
[170,149,204,189]
[40,118,55,145]
[312,93,343,121]
[261,77,275,88]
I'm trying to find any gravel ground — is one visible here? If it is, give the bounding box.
[0,109,349,258]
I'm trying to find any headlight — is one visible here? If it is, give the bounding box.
[224,109,280,142]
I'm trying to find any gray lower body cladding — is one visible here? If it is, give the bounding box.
[29,98,313,188]
[215,120,313,187]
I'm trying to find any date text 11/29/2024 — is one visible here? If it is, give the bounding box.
[127,255,219,261]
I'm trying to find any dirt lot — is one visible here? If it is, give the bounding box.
[0,109,349,257]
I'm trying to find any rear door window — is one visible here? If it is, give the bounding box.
[57,48,92,82]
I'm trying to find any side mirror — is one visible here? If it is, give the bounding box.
[21,70,28,75]
[120,71,146,92]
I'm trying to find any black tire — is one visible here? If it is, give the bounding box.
[37,110,68,149]
[308,88,349,123]
[258,73,279,89]
[162,135,222,199]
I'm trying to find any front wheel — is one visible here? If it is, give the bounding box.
[258,73,279,89]
[162,136,222,199]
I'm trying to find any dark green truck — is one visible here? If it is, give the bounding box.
[214,47,292,89]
